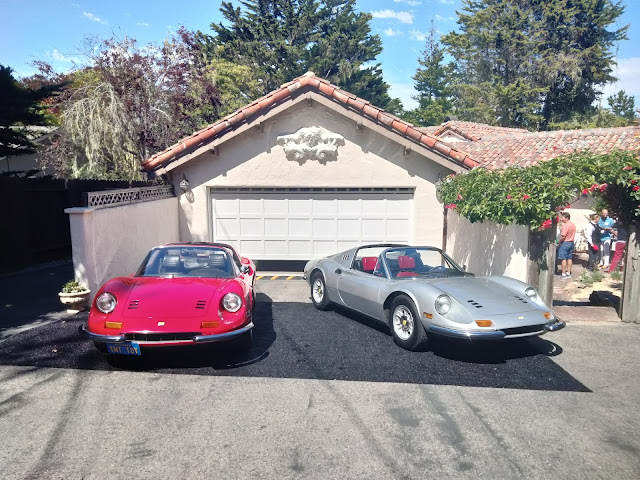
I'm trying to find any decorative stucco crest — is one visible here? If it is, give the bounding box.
[277,126,345,161]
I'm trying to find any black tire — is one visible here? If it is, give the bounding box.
[310,273,331,310]
[389,295,428,351]
[93,341,108,352]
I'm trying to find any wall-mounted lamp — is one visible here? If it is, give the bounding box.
[179,174,189,192]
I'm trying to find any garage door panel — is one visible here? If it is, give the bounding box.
[212,189,413,260]
[312,218,337,237]
[240,218,262,235]
[216,218,240,237]
[312,199,337,215]
[289,219,311,236]
[265,218,287,236]
[214,199,238,216]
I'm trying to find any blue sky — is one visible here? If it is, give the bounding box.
[1,0,638,110]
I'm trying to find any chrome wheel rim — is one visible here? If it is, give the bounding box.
[393,305,414,341]
[312,278,324,304]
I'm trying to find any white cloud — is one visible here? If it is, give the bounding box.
[394,0,422,6]
[389,82,418,110]
[409,30,428,41]
[434,14,456,22]
[384,28,404,37]
[48,49,81,64]
[136,22,150,27]
[439,0,455,5]
[83,11,108,25]
[371,10,414,24]
[601,57,640,105]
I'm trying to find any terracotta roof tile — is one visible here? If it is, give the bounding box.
[463,126,640,169]
[142,72,478,172]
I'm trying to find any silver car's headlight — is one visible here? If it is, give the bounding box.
[96,293,117,313]
[435,294,452,315]
[222,293,242,312]
[524,287,537,299]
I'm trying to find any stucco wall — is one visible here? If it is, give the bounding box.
[445,210,530,282]
[66,197,179,298]
[169,101,455,255]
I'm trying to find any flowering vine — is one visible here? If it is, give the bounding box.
[438,151,640,229]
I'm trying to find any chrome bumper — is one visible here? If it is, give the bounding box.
[544,319,566,332]
[80,323,254,345]
[427,318,566,341]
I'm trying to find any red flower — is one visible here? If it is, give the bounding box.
[506,195,512,199]
[582,188,589,195]
[633,186,640,191]
[632,180,638,184]
[456,194,463,200]
[599,183,608,191]
[623,166,633,170]
[552,146,558,150]
[523,194,530,200]
[445,203,457,209]
[540,219,552,229]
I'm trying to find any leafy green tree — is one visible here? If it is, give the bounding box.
[0,65,64,157]
[441,0,627,130]
[202,0,398,109]
[608,90,636,122]
[404,21,454,126]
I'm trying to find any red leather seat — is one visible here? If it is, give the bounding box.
[361,256,377,273]
[396,255,419,277]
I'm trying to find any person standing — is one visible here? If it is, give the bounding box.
[608,221,628,273]
[584,213,601,270]
[598,209,615,268]
[557,212,576,277]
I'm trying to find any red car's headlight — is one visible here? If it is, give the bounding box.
[96,293,117,313]
[222,293,242,312]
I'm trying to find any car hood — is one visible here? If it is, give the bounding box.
[121,277,230,318]
[428,277,539,315]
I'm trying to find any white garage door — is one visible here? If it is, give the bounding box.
[211,188,414,260]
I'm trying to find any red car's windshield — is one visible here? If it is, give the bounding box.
[135,246,236,279]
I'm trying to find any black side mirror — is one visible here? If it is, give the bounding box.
[240,265,250,274]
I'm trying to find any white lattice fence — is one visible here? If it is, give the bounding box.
[85,185,174,209]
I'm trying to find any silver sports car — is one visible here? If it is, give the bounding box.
[303,244,565,351]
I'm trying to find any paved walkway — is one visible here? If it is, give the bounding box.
[552,253,621,323]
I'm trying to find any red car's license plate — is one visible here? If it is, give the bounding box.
[106,342,141,355]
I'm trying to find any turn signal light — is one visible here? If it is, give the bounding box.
[201,321,220,329]
[475,320,494,327]
[104,321,122,329]
[543,312,553,320]
[423,312,433,319]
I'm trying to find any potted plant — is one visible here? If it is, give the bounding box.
[58,280,91,313]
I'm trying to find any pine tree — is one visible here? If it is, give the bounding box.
[0,65,63,157]
[441,0,627,130]
[607,90,635,122]
[203,0,397,109]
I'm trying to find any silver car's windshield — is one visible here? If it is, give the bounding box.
[383,247,469,279]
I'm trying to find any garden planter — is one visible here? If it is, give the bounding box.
[58,290,91,313]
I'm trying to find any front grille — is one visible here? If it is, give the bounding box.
[124,332,201,342]
[502,324,544,336]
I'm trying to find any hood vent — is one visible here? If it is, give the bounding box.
[128,300,140,310]
[514,295,529,304]
[467,300,483,309]
[195,300,207,310]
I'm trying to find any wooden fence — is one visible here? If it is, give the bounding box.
[0,176,155,273]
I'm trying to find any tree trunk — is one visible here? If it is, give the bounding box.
[527,227,556,306]
[620,225,639,323]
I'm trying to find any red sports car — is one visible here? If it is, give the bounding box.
[80,243,256,355]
